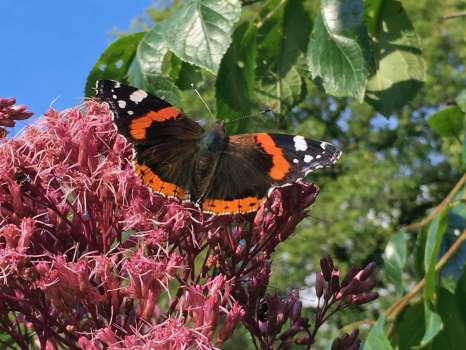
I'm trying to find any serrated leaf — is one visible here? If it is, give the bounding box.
[216,22,256,133]
[365,0,425,116]
[163,0,242,74]
[85,32,145,97]
[420,303,443,347]
[427,106,465,138]
[383,229,407,294]
[424,212,449,302]
[136,23,170,76]
[307,0,371,101]
[456,90,466,113]
[363,315,393,350]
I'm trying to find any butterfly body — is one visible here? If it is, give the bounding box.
[96,80,341,215]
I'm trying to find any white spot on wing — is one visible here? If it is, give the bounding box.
[320,142,328,150]
[114,81,121,88]
[293,158,299,164]
[112,94,117,99]
[304,154,313,163]
[130,90,148,104]
[316,154,322,159]
[128,110,134,115]
[293,135,308,151]
[118,100,126,109]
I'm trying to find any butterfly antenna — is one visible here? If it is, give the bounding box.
[223,106,274,125]
[191,83,215,119]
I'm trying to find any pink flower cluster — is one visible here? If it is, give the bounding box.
[0,97,33,138]
[0,101,332,349]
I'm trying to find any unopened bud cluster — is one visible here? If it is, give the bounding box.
[0,97,33,138]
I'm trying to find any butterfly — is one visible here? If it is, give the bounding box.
[96,80,341,215]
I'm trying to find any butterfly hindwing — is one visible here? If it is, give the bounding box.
[201,133,341,215]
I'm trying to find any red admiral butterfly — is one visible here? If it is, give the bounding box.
[96,80,341,215]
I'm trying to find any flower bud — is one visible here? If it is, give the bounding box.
[358,262,376,281]
[341,266,359,287]
[320,255,334,281]
[353,291,379,305]
[330,269,340,294]
[315,271,324,298]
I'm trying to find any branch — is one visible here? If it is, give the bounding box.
[404,173,466,231]
[443,11,466,20]
[385,228,466,321]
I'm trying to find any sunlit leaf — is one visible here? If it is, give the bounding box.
[136,22,170,77]
[164,0,242,74]
[307,0,371,100]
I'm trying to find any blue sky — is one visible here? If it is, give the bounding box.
[0,0,153,135]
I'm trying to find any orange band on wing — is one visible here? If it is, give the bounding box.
[202,196,265,215]
[133,162,188,200]
[129,107,181,140]
[255,133,290,181]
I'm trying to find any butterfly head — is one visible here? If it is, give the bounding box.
[201,120,228,153]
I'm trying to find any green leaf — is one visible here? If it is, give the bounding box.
[431,281,466,349]
[307,0,371,101]
[424,212,449,302]
[136,23,170,77]
[439,203,466,291]
[427,106,465,138]
[391,302,425,349]
[85,32,145,97]
[456,90,466,113]
[383,229,407,294]
[255,66,302,120]
[216,22,256,133]
[128,58,182,106]
[256,0,311,78]
[255,0,310,123]
[176,62,203,90]
[163,0,242,74]
[462,140,466,166]
[365,0,425,116]
[363,315,393,350]
[420,303,443,347]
